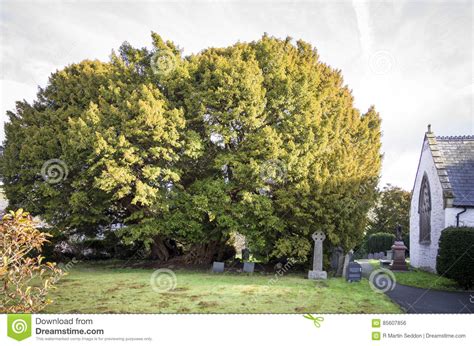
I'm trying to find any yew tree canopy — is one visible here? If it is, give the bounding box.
[0,33,382,262]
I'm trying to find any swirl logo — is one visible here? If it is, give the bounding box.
[259,159,287,185]
[41,159,68,184]
[7,314,32,341]
[150,268,177,293]
[12,320,28,334]
[151,50,177,77]
[369,268,396,293]
[369,50,395,75]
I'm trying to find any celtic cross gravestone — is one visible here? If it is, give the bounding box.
[308,231,327,280]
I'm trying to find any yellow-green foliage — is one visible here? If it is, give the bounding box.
[0,33,381,263]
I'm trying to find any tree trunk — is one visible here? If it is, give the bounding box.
[150,235,170,262]
[184,240,221,265]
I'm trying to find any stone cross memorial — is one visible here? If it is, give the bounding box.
[308,231,327,280]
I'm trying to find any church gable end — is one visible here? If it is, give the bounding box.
[410,127,474,273]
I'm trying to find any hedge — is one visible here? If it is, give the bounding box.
[436,226,474,289]
[367,232,395,254]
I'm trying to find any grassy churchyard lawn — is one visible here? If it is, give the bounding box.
[367,260,460,291]
[43,261,402,314]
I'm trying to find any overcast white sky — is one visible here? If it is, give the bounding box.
[0,0,472,190]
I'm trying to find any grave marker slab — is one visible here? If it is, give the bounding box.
[342,250,353,278]
[212,261,224,273]
[243,262,254,273]
[346,262,362,282]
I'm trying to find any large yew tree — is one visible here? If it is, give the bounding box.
[0,33,381,263]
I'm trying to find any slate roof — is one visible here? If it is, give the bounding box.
[425,131,474,207]
[435,136,474,207]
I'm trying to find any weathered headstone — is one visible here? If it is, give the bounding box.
[390,225,408,271]
[346,262,362,282]
[243,262,254,273]
[308,231,327,280]
[368,253,374,259]
[212,261,224,273]
[342,250,354,278]
[336,251,345,277]
[330,246,344,272]
[390,241,408,271]
[386,250,393,260]
[242,248,250,261]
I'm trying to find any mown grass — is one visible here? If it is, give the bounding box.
[43,261,402,313]
[367,259,460,291]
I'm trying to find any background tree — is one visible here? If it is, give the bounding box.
[367,184,411,237]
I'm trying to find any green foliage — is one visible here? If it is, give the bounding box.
[367,232,395,254]
[367,184,411,235]
[436,227,474,289]
[0,33,382,264]
[367,184,411,236]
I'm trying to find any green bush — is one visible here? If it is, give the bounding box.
[402,233,410,255]
[436,227,474,289]
[367,232,395,254]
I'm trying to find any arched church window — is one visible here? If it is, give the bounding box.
[418,174,431,243]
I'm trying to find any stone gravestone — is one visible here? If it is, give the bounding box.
[243,262,254,273]
[212,261,224,273]
[368,253,374,259]
[241,248,250,261]
[336,251,345,277]
[330,246,344,272]
[308,231,327,280]
[390,225,408,271]
[346,262,362,282]
[390,241,408,271]
[386,250,393,260]
[342,250,354,278]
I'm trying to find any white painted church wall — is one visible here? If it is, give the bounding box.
[444,208,474,228]
[409,139,445,272]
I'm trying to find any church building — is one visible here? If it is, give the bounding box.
[410,126,474,272]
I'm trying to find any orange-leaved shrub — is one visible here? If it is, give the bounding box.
[0,209,64,313]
